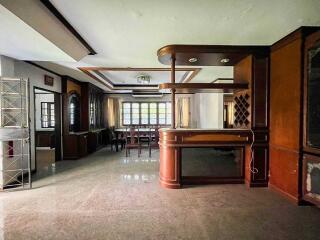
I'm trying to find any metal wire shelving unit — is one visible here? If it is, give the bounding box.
[0,77,31,190]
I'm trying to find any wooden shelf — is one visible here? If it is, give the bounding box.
[159,83,248,93]
[157,44,269,66]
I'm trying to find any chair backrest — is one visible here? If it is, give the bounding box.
[154,127,160,142]
[111,129,116,139]
[129,127,135,144]
[109,127,116,140]
[149,127,159,143]
[126,126,140,144]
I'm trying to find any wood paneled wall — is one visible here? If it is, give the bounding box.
[234,55,252,129]
[67,80,81,96]
[269,27,319,202]
[270,39,302,200]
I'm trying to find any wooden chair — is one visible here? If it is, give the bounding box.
[110,128,125,151]
[139,127,150,145]
[149,127,160,157]
[125,127,141,157]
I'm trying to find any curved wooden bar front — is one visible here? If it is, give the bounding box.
[159,128,251,189]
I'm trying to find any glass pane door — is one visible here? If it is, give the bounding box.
[306,42,320,148]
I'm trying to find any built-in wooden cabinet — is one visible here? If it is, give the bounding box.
[269,27,320,203]
[234,54,269,187]
[88,84,104,130]
[36,130,55,148]
[304,31,320,155]
[87,129,104,153]
[62,77,106,160]
[302,30,320,206]
[63,133,88,159]
[302,154,320,206]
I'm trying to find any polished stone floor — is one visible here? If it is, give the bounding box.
[1,147,320,240]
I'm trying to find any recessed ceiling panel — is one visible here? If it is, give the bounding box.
[79,67,201,91]
[99,70,188,85]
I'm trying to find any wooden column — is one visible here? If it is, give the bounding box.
[171,55,176,128]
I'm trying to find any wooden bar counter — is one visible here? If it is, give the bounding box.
[159,128,252,189]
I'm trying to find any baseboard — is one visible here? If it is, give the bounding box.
[182,177,244,185]
[297,199,314,206]
[245,180,268,188]
[269,183,299,204]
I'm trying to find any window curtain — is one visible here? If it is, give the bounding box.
[175,97,190,128]
[225,101,234,127]
[105,98,120,128]
[227,101,234,126]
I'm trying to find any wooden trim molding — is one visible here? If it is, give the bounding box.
[78,67,201,91]
[79,67,200,72]
[157,44,269,66]
[159,83,248,93]
[79,68,113,90]
[271,26,320,52]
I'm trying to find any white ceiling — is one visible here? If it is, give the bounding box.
[0,4,74,62]
[191,67,234,83]
[1,0,320,89]
[49,0,320,84]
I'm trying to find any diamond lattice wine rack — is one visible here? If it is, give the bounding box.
[234,93,250,128]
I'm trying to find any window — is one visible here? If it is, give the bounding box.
[132,103,140,124]
[123,103,131,125]
[158,103,166,124]
[149,103,157,124]
[122,102,171,126]
[41,102,55,128]
[166,102,172,125]
[141,103,149,124]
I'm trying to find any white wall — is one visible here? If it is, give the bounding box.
[0,56,62,171]
[191,93,224,129]
[0,55,15,77]
[35,93,55,130]
[14,60,62,170]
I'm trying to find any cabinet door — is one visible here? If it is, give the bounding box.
[79,135,88,157]
[302,154,320,206]
[304,31,320,154]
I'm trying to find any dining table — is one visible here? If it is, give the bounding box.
[114,128,156,152]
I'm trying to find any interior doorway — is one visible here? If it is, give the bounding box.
[33,87,61,172]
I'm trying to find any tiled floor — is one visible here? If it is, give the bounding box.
[0,147,320,240]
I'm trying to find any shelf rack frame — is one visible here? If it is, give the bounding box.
[0,77,31,190]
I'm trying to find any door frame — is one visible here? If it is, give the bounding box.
[33,86,62,172]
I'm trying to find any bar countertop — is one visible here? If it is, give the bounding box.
[159,128,251,133]
[158,127,252,189]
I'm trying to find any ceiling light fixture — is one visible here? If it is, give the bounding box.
[220,58,230,63]
[137,74,151,84]
[188,57,198,63]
